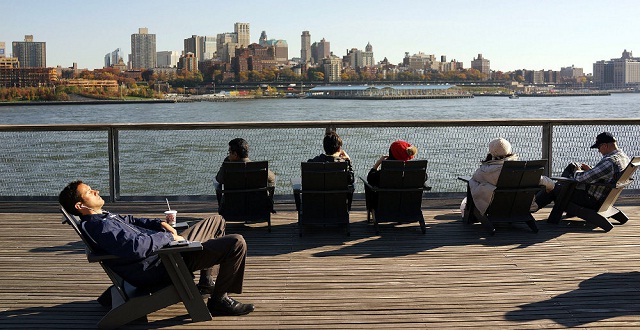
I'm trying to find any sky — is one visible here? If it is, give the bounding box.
[2,0,640,74]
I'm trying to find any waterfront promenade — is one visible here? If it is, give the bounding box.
[1,197,639,329]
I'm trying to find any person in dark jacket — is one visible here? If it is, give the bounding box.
[59,180,254,317]
[364,140,421,210]
[307,131,355,208]
[308,131,355,183]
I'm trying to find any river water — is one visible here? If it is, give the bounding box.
[1,93,639,124]
[1,93,639,198]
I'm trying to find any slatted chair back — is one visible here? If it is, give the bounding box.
[60,206,130,304]
[486,160,546,219]
[218,161,273,231]
[596,156,639,213]
[299,162,350,229]
[376,160,429,222]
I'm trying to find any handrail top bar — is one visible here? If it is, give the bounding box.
[2,118,640,131]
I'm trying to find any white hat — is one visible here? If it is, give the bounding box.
[488,138,512,158]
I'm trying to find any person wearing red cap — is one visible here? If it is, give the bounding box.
[535,131,630,210]
[365,140,421,210]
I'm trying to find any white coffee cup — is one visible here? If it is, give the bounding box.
[164,210,177,226]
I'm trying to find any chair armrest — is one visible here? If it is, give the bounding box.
[158,241,203,254]
[424,184,432,191]
[86,251,120,263]
[359,176,376,191]
[552,176,622,189]
[551,176,575,182]
[457,176,471,183]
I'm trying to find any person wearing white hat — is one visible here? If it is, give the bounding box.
[468,138,554,215]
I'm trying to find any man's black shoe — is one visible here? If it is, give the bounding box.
[208,296,254,316]
[197,282,215,295]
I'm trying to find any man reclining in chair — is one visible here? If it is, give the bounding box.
[59,180,254,316]
[534,132,630,210]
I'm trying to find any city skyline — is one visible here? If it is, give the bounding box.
[3,0,640,74]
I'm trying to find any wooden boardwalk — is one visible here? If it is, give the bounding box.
[1,198,640,329]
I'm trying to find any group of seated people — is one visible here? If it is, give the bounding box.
[468,131,630,215]
[58,130,629,320]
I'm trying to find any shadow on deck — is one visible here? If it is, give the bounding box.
[1,197,640,329]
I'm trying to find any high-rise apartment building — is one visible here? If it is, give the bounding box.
[323,54,342,82]
[593,50,640,87]
[130,28,157,69]
[311,38,330,65]
[157,51,180,68]
[12,35,46,68]
[104,48,122,68]
[301,31,311,64]
[216,32,237,62]
[184,35,215,61]
[471,53,490,80]
[235,22,250,48]
[203,36,217,60]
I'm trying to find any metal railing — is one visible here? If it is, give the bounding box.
[1,119,639,202]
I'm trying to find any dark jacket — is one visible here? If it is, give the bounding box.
[216,156,276,187]
[80,212,173,289]
[308,154,355,184]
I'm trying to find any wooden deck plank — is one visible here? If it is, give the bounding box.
[1,198,640,328]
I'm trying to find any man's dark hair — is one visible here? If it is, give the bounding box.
[323,131,342,155]
[59,180,84,216]
[229,138,249,159]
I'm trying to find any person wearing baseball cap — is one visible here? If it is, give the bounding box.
[535,131,630,210]
[364,140,423,210]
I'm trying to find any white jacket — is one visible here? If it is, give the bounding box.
[468,155,554,214]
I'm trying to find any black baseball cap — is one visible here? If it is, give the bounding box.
[590,132,616,148]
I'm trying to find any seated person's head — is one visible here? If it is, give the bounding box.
[59,180,103,216]
[486,138,514,161]
[228,138,249,160]
[323,131,343,155]
[388,140,417,161]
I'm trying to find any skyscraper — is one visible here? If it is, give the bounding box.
[301,31,310,64]
[311,38,330,65]
[471,53,490,80]
[131,28,156,69]
[12,35,46,68]
[184,35,203,61]
[104,48,122,68]
[235,22,250,48]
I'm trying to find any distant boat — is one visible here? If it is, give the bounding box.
[509,94,519,99]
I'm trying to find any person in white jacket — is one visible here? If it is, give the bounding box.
[468,138,554,215]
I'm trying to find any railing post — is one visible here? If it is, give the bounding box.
[541,123,553,177]
[108,127,121,202]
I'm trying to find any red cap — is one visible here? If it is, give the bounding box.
[390,140,415,161]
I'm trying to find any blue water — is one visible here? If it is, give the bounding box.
[1,93,638,124]
[1,93,639,198]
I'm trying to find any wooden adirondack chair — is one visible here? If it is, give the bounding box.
[214,161,275,232]
[459,160,546,235]
[360,160,430,234]
[292,162,351,236]
[60,206,211,329]
[547,156,639,232]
